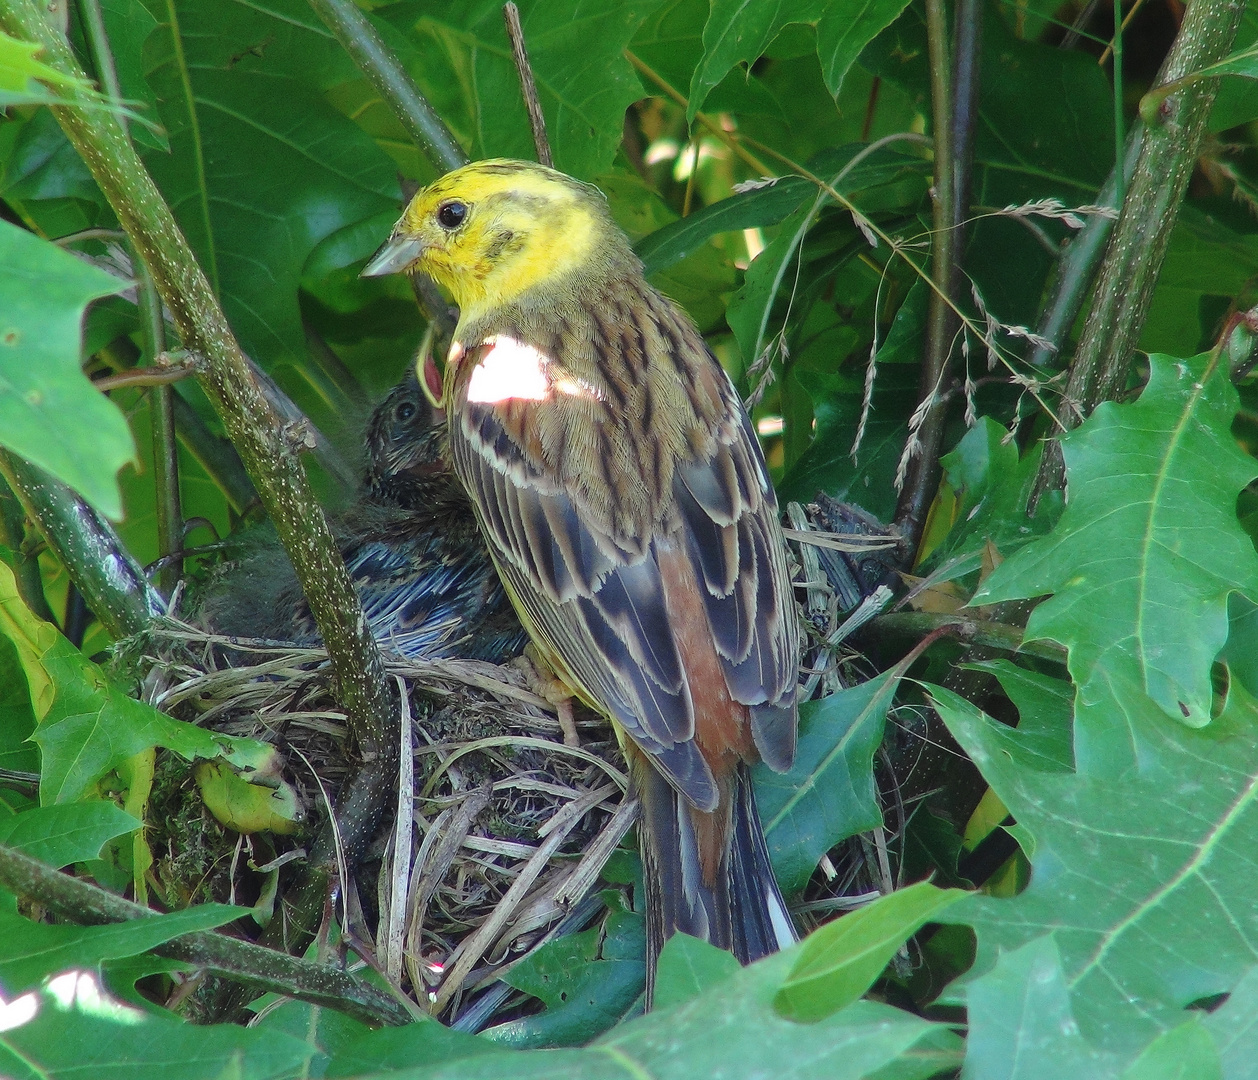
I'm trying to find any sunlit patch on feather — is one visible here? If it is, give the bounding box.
[465,335,605,404]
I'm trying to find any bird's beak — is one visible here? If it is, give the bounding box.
[361,234,423,278]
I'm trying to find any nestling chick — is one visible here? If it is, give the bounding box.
[364,159,800,999]
[204,372,525,664]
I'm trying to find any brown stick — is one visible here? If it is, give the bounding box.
[503,2,552,167]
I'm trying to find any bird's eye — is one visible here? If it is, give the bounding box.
[395,400,417,423]
[437,201,468,230]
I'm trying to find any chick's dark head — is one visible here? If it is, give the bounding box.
[366,372,450,507]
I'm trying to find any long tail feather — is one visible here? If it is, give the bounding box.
[634,752,796,1004]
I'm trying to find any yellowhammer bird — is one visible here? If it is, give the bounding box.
[363,159,799,998]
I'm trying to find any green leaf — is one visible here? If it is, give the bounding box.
[0,29,92,102]
[687,0,824,122]
[369,954,951,1079]
[386,0,662,180]
[1121,1020,1221,1080]
[724,145,925,370]
[929,417,1062,568]
[0,904,244,993]
[483,909,645,1048]
[1141,210,1258,358]
[966,945,1226,1079]
[815,0,914,100]
[630,0,781,120]
[756,666,898,894]
[1187,41,1258,81]
[595,955,945,1080]
[0,110,110,240]
[0,802,140,867]
[1223,594,1258,699]
[963,935,1125,1079]
[326,1019,510,1078]
[773,882,964,1022]
[931,683,1258,1056]
[685,0,912,116]
[99,0,167,150]
[651,933,741,1010]
[0,974,312,1080]
[0,559,270,803]
[251,996,371,1075]
[865,7,1113,201]
[635,176,815,276]
[100,953,190,1013]
[964,660,1074,773]
[777,289,919,519]
[140,0,402,373]
[0,221,134,518]
[1207,9,1258,131]
[974,352,1258,773]
[0,631,36,773]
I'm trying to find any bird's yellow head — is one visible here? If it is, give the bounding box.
[362,159,626,323]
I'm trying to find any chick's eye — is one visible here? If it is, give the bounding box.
[437,201,468,230]
[395,401,417,423]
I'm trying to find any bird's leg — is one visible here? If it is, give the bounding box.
[513,643,581,747]
[555,699,579,749]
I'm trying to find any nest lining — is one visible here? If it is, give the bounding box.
[139,620,635,1022]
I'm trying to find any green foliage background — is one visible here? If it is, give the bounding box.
[3,0,1258,1076]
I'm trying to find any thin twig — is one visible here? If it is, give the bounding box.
[430,784,614,1014]
[503,3,552,167]
[75,0,123,130]
[134,260,183,596]
[93,361,198,392]
[385,675,414,987]
[873,610,1066,663]
[892,0,979,565]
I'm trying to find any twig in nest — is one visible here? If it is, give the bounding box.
[781,528,900,553]
[416,734,629,797]
[503,2,552,167]
[430,782,616,1014]
[384,674,414,986]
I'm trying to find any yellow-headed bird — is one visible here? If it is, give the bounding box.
[363,160,799,998]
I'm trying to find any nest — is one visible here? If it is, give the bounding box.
[137,621,634,1023]
[130,495,907,1027]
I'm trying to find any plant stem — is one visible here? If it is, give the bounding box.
[894,0,980,564]
[950,0,982,229]
[0,451,159,639]
[0,843,414,1026]
[873,610,1066,662]
[75,0,122,128]
[304,0,466,173]
[1111,0,1125,208]
[1026,128,1143,370]
[137,259,182,596]
[0,0,398,828]
[1032,0,1247,501]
